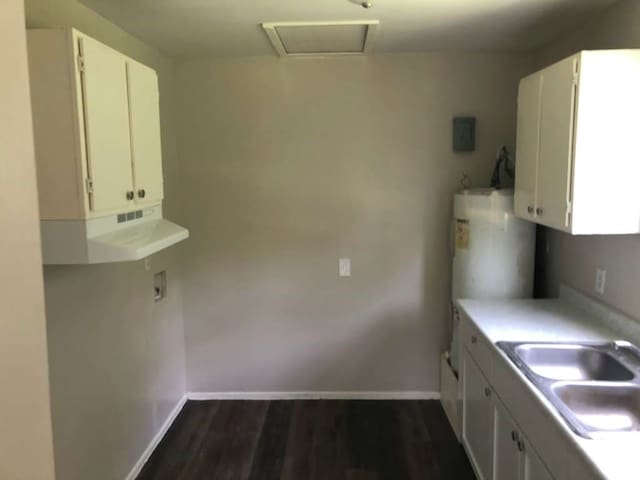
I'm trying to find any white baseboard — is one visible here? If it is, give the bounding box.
[125,394,187,480]
[187,391,440,400]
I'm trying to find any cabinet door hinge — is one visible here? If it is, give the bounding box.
[77,54,86,73]
[85,177,94,194]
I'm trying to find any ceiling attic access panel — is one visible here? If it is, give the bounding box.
[262,21,379,57]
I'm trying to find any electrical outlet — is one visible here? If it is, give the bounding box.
[595,268,606,296]
[339,258,351,277]
[154,271,167,301]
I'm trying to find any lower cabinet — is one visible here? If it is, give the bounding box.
[463,347,553,480]
[462,351,493,480]
[493,399,520,480]
[493,398,553,480]
[521,439,553,480]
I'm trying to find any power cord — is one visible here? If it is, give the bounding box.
[490,145,514,189]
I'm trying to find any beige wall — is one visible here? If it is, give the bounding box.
[0,0,56,478]
[175,53,530,393]
[534,0,640,321]
[24,1,186,479]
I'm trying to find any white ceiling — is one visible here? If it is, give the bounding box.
[79,0,619,57]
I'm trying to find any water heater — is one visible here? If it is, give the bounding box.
[452,188,535,300]
[449,188,535,372]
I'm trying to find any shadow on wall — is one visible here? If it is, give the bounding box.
[188,307,433,393]
[535,224,640,321]
[179,156,449,392]
[181,171,461,393]
[176,53,526,393]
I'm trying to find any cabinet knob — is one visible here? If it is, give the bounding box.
[471,335,477,344]
[517,439,525,452]
[511,430,519,442]
[484,387,491,397]
[138,189,146,199]
[527,206,534,214]
[536,207,543,216]
[126,191,134,200]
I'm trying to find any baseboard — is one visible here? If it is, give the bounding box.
[187,391,440,400]
[125,394,187,480]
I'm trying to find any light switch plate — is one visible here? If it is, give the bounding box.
[339,258,351,277]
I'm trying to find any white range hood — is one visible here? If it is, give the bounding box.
[40,204,189,265]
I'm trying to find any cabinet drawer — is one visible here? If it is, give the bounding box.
[461,317,493,381]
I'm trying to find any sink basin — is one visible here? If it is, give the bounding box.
[497,340,640,438]
[513,344,634,381]
[553,383,640,433]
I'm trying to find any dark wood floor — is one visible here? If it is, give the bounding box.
[138,400,475,480]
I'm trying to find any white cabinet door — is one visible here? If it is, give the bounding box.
[462,349,493,480]
[493,400,521,480]
[126,60,164,206]
[514,73,541,221]
[79,36,133,213]
[536,55,578,231]
[521,437,553,480]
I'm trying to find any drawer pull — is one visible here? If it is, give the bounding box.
[471,335,477,344]
[511,430,519,442]
[484,387,491,397]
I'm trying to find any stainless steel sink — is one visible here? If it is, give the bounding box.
[552,383,640,434]
[513,344,633,381]
[498,340,640,438]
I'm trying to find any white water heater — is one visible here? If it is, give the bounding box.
[449,188,535,372]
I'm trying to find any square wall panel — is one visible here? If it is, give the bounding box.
[262,21,379,57]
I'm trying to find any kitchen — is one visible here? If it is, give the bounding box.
[2,0,640,479]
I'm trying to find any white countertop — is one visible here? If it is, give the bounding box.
[457,298,617,344]
[456,294,640,480]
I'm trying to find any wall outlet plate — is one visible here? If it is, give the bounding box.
[154,271,167,301]
[595,268,606,295]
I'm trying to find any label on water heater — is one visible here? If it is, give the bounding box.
[455,219,470,250]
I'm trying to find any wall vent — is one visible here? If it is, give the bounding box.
[262,21,379,58]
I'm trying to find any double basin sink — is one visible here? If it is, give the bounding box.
[498,340,640,439]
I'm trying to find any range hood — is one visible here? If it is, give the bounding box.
[40,204,189,265]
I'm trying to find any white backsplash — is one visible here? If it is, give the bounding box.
[560,284,640,346]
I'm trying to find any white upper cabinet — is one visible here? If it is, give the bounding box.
[514,73,541,220]
[515,50,640,234]
[79,36,134,214]
[27,28,165,220]
[536,56,577,230]
[126,60,164,206]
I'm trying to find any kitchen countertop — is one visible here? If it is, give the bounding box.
[456,292,640,480]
